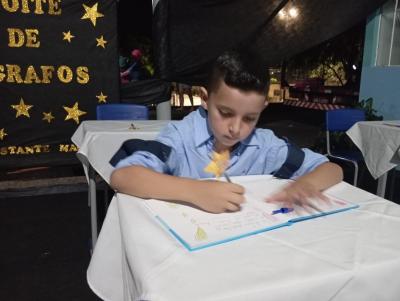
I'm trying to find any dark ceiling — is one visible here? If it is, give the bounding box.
[153,0,388,85]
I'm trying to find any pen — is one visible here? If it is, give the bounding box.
[272,207,294,215]
[224,172,232,183]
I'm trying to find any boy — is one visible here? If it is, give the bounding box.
[110,49,343,213]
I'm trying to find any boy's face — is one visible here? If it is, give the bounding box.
[201,80,268,152]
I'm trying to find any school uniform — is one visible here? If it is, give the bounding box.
[113,107,328,179]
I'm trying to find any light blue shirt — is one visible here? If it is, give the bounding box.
[116,107,328,179]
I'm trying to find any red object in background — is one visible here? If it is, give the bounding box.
[131,49,142,60]
[292,78,324,90]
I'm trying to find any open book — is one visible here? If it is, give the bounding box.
[143,176,359,251]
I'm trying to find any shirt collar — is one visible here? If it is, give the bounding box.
[194,107,214,147]
[240,131,259,147]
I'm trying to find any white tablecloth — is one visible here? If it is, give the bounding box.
[87,175,400,301]
[346,121,400,179]
[71,120,170,183]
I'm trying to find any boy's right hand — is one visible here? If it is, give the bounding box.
[189,180,245,213]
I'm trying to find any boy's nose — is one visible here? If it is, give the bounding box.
[229,119,241,136]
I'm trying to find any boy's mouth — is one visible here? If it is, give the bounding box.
[223,135,239,143]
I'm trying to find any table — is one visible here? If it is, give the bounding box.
[347,121,400,198]
[71,120,170,248]
[87,175,400,301]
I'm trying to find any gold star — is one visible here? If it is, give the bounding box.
[204,150,230,177]
[11,98,33,118]
[63,31,75,43]
[42,112,55,123]
[0,128,7,141]
[81,3,104,27]
[96,35,107,48]
[96,92,107,103]
[63,102,87,124]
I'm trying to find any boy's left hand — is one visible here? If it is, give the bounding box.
[266,180,329,211]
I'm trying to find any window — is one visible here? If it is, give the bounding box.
[376,0,400,66]
[391,1,400,65]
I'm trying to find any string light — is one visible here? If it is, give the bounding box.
[278,3,299,21]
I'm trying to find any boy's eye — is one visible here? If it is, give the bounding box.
[243,117,257,123]
[219,110,233,117]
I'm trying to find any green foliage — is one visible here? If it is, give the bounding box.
[354,97,383,121]
[287,22,364,87]
[309,61,346,86]
[312,130,356,154]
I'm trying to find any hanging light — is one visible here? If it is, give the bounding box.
[278,9,287,20]
[278,3,299,22]
[288,7,299,18]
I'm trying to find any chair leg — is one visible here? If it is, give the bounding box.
[104,184,109,211]
[351,161,359,187]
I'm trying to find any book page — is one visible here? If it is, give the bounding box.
[143,176,357,250]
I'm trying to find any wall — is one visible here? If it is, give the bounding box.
[360,7,400,119]
[359,66,400,119]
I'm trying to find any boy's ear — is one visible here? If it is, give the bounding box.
[264,100,269,107]
[199,87,209,110]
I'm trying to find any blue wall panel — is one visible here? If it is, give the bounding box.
[359,66,400,119]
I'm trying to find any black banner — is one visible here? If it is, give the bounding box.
[0,0,119,169]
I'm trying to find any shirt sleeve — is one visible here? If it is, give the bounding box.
[263,131,328,179]
[114,123,182,174]
[292,148,329,178]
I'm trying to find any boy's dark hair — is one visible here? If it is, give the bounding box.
[207,49,270,95]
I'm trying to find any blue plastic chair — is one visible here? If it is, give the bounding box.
[96,104,149,120]
[325,108,365,186]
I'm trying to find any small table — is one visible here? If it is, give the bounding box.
[87,175,400,301]
[71,120,169,248]
[347,121,400,198]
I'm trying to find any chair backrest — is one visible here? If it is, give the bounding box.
[325,108,365,156]
[96,104,149,120]
[325,108,365,132]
